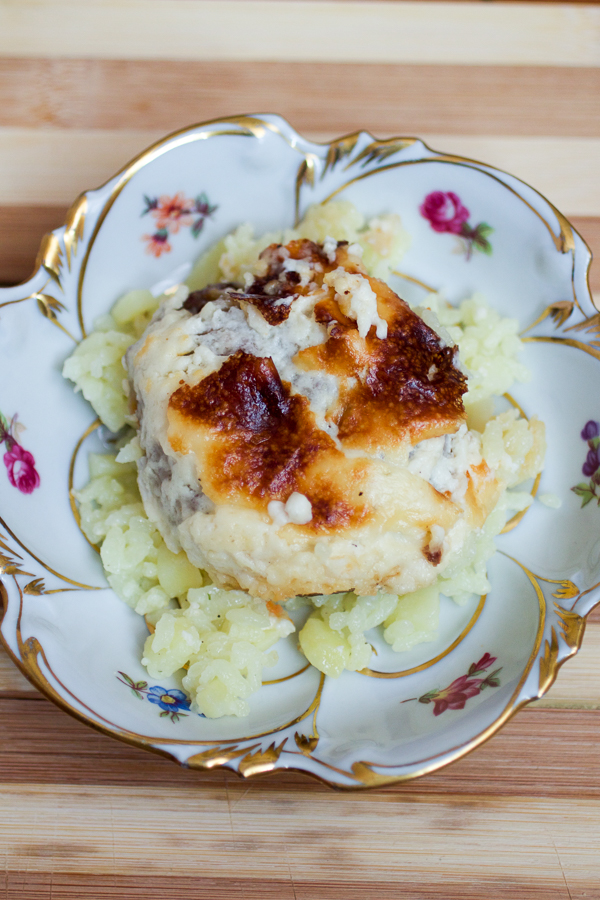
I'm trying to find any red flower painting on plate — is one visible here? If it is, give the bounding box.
[404,652,502,716]
[0,409,40,494]
[420,191,493,260]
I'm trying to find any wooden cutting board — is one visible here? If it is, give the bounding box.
[1,2,599,897]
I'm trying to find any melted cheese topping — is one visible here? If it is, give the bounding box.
[128,237,500,602]
[294,244,467,451]
[166,241,468,534]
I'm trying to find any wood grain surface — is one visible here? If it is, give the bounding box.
[1,1,599,898]
[3,2,599,65]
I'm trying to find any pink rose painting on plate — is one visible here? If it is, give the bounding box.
[420,191,493,260]
[0,409,40,494]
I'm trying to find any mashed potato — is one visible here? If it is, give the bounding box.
[65,201,545,717]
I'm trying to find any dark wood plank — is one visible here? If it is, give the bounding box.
[0,207,598,291]
[0,204,69,285]
[1,59,599,137]
[0,696,598,798]
[0,871,583,900]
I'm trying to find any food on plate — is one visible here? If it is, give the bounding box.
[64,201,544,716]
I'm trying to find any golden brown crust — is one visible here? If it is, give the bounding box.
[167,238,469,537]
[168,350,371,532]
[295,248,467,451]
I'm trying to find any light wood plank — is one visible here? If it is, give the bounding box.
[1,128,600,216]
[0,1,599,67]
[532,622,600,709]
[2,59,600,137]
[416,134,600,218]
[0,780,598,894]
[0,127,163,205]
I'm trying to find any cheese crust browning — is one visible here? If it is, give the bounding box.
[128,237,502,602]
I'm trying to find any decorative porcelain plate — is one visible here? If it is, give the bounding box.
[1,115,599,788]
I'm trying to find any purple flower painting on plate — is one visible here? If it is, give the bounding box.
[420,191,493,260]
[0,409,40,494]
[403,652,502,716]
[572,420,600,506]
